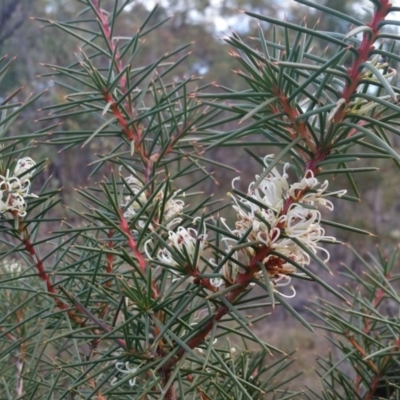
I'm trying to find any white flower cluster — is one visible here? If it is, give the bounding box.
[230,155,346,270]
[143,156,344,299]
[0,259,22,275]
[121,175,184,229]
[152,224,207,269]
[0,157,37,217]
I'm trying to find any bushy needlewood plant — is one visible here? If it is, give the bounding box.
[1,0,400,398]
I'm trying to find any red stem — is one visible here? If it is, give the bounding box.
[334,0,392,122]
[119,212,160,298]
[163,245,270,370]
[355,271,391,394]
[364,373,383,400]
[92,1,148,159]
[97,229,115,323]
[22,235,85,326]
[20,224,128,353]
[92,0,126,90]
[164,371,177,400]
[272,89,316,152]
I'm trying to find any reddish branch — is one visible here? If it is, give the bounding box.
[364,374,384,400]
[92,0,126,91]
[63,288,128,351]
[354,270,394,397]
[91,7,175,388]
[119,214,146,273]
[92,0,148,161]
[347,335,379,374]
[163,371,177,400]
[18,219,131,355]
[119,211,160,299]
[1,329,18,342]
[272,89,316,152]
[97,229,115,323]
[21,231,85,327]
[334,0,392,122]
[101,90,146,159]
[93,0,195,179]
[22,228,129,348]
[162,245,270,370]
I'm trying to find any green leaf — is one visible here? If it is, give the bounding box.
[341,122,400,161]
[359,61,397,100]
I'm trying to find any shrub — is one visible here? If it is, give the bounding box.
[1,0,400,398]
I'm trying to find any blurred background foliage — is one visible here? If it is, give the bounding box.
[1,0,400,393]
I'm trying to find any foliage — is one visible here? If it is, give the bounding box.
[1,0,400,399]
[309,248,400,399]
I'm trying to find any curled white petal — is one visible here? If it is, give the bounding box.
[111,377,118,386]
[274,285,296,299]
[113,361,138,387]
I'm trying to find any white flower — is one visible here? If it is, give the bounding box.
[222,261,239,284]
[163,192,185,228]
[0,171,30,196]
[0,159,38,218]
[6,194,28,217]
[289,170,346,210]
[229,156,290,246]
[121,175,185,228]
[14,157,36,179]
[287,171,321,200]
[251,270,297,297]
[154,224,207,270]
[209,248,240,286]
[0,259,22,275]
[210,277,224,288]
[121,175,147,219]
[125,176,146,199]
[270,238,310,267]
[111,361,138,387]
[271,274,296,298]
[284,206,322,238]
[228,156,345,290]
[248,157,290,212]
